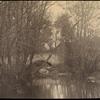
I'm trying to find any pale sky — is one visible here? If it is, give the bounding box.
[48,1,66,22]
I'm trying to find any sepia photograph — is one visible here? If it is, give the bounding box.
[0,0,100,99]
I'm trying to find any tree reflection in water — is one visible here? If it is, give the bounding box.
[31,78,100,98]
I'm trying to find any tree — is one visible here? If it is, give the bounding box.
[55,5,100,78]
[54,13,75,74]
[67,1,98,39]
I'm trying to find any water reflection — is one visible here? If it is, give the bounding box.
[32,78,100,98]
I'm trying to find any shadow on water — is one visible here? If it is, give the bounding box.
[0,63,100,98]
[31,77,100,98]
[0,72,100,98]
